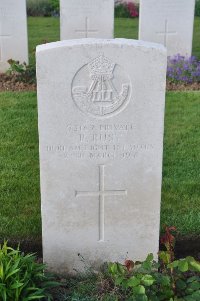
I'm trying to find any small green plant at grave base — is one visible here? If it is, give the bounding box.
[0,241,60,301]
[7,59,36,84]
[108,226,200,301]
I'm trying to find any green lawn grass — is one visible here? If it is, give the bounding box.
[0,91,200,239]
[0,93,41,238]
[28,16,200,64]
[162,92,200,237]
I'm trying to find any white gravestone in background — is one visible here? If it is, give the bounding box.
[139,0,195,57]
[60,0,114,40]
[117,0,140,4]
[0,0,28,72]
[36,39,167,274]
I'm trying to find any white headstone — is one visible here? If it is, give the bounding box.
[60,0,114,40]
[139,0,195,57]
[36,38,167,274]
[0,0,28,72]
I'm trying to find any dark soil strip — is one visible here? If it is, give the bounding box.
[160,238,200,261]
[1,238,43,257]
[1,74,200,92]
[1,237,199,261]
[166,82,200,91]
[175,239,200,260]
[0,74,36,92]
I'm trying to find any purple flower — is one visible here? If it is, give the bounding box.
[167,54,200,84]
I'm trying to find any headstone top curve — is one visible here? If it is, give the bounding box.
[36,38,167,54]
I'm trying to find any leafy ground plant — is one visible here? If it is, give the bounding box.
[7,59,36,84]
[108,227,200,301]
[167,55,200,84]
[48,227,200,300]
[0,241,59,301]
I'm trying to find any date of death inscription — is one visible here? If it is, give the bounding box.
[45,123,154,160]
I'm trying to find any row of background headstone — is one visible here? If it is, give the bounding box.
[0,0,195,72]
[60,0,195,58]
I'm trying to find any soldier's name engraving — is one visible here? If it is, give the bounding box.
[79,133,115,143]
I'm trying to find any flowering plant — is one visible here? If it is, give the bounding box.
[115,1,139,18]
[167,54,200,84]
[127,2,139,17]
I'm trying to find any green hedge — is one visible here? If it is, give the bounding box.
[115,3,130,18]
[195,0,200,16]
[26,0,59,16]
[27,0,200,17]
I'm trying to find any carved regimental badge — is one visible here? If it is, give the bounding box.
[72,55,131,117]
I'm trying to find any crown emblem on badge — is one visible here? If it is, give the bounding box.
[88,55,115,78]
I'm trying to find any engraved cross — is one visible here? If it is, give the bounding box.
[75,165,127,242]
[75,17,98,38]
[156,19,177,47]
